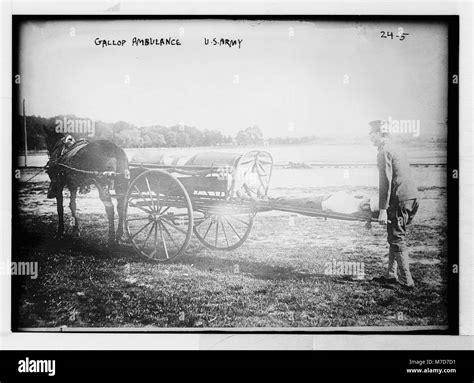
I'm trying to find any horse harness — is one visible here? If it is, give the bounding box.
[46,136,127,179]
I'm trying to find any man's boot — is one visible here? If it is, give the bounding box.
[372,248,398,284]
[384,247,398,281]
[395,250,414,288]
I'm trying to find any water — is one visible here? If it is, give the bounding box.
[17,143,447,189]
[124,143,446,166]
[269,167,445,191]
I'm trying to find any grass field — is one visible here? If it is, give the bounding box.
[13,172,448,330]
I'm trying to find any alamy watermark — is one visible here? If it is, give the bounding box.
[0,261,38,279]
[18,358,55,377]
[381,116,421,137]
[324,260,365,279]
[55,116,95,137]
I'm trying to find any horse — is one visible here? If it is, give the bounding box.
[44,129,130,246]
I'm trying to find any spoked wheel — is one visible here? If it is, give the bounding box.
[193,209,255,251]
[124,169,193,262]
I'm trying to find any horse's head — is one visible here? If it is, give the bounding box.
[44,133,76,199]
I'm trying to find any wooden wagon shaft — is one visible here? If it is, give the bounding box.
[247,201,377,223]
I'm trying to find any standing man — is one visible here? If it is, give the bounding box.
[369,120,419,290]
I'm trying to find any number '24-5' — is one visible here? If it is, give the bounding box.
[380,30,409,41]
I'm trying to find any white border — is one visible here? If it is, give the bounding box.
[0,0,472,350]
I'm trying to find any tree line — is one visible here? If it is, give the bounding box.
[16,114,444,152]
[16,115,266,151]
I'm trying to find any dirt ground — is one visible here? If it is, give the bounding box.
[13,170,448,329]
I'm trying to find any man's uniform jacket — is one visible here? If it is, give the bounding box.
[377,141,418,210]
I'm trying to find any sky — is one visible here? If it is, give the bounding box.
[18,19,448,138]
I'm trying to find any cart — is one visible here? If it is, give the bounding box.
[125,150,377,262]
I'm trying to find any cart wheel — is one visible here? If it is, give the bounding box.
[124,169,193,262]
[193,211,255,251]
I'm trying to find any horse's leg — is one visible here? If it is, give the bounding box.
[97,184,115,246]
[115,193,125,243]
[69,187,80,237]
[55,187,65,239]
[115,176,128,243]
